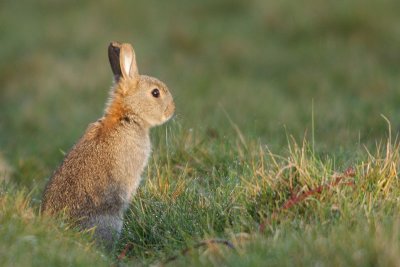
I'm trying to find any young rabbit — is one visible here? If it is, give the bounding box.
[41,41,175,249]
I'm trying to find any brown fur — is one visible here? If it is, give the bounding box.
[41,42,175,249]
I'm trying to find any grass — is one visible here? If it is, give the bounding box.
[1,0,400,266]
[0,186,110,266]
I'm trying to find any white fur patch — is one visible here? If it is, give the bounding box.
[123,54,131,76]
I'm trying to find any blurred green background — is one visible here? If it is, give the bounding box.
[1,0,400,189]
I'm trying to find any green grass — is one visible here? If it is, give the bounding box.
[0,186,110,266]
[1,0,400,266]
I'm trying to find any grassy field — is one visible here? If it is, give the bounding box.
[1,0,400,266]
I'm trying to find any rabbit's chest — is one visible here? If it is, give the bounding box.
[114,136,151,199]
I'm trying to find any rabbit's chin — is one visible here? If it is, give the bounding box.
[162,113,174,123]
[146,114,173,128]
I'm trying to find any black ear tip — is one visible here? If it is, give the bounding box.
[109,42,120,54]
[113,46,120,54]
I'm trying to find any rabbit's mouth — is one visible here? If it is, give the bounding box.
[163,103,175,121]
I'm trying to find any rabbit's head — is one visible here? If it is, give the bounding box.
[107,42,175,128]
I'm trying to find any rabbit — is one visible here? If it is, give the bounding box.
[41,41,175,249]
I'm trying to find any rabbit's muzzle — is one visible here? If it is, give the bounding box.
[163,102,175,121]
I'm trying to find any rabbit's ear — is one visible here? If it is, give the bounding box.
[108,42,122,80]
[120,43,139,79]
[108,42,139,81]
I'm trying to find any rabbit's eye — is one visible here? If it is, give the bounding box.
[151,88,160,98]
